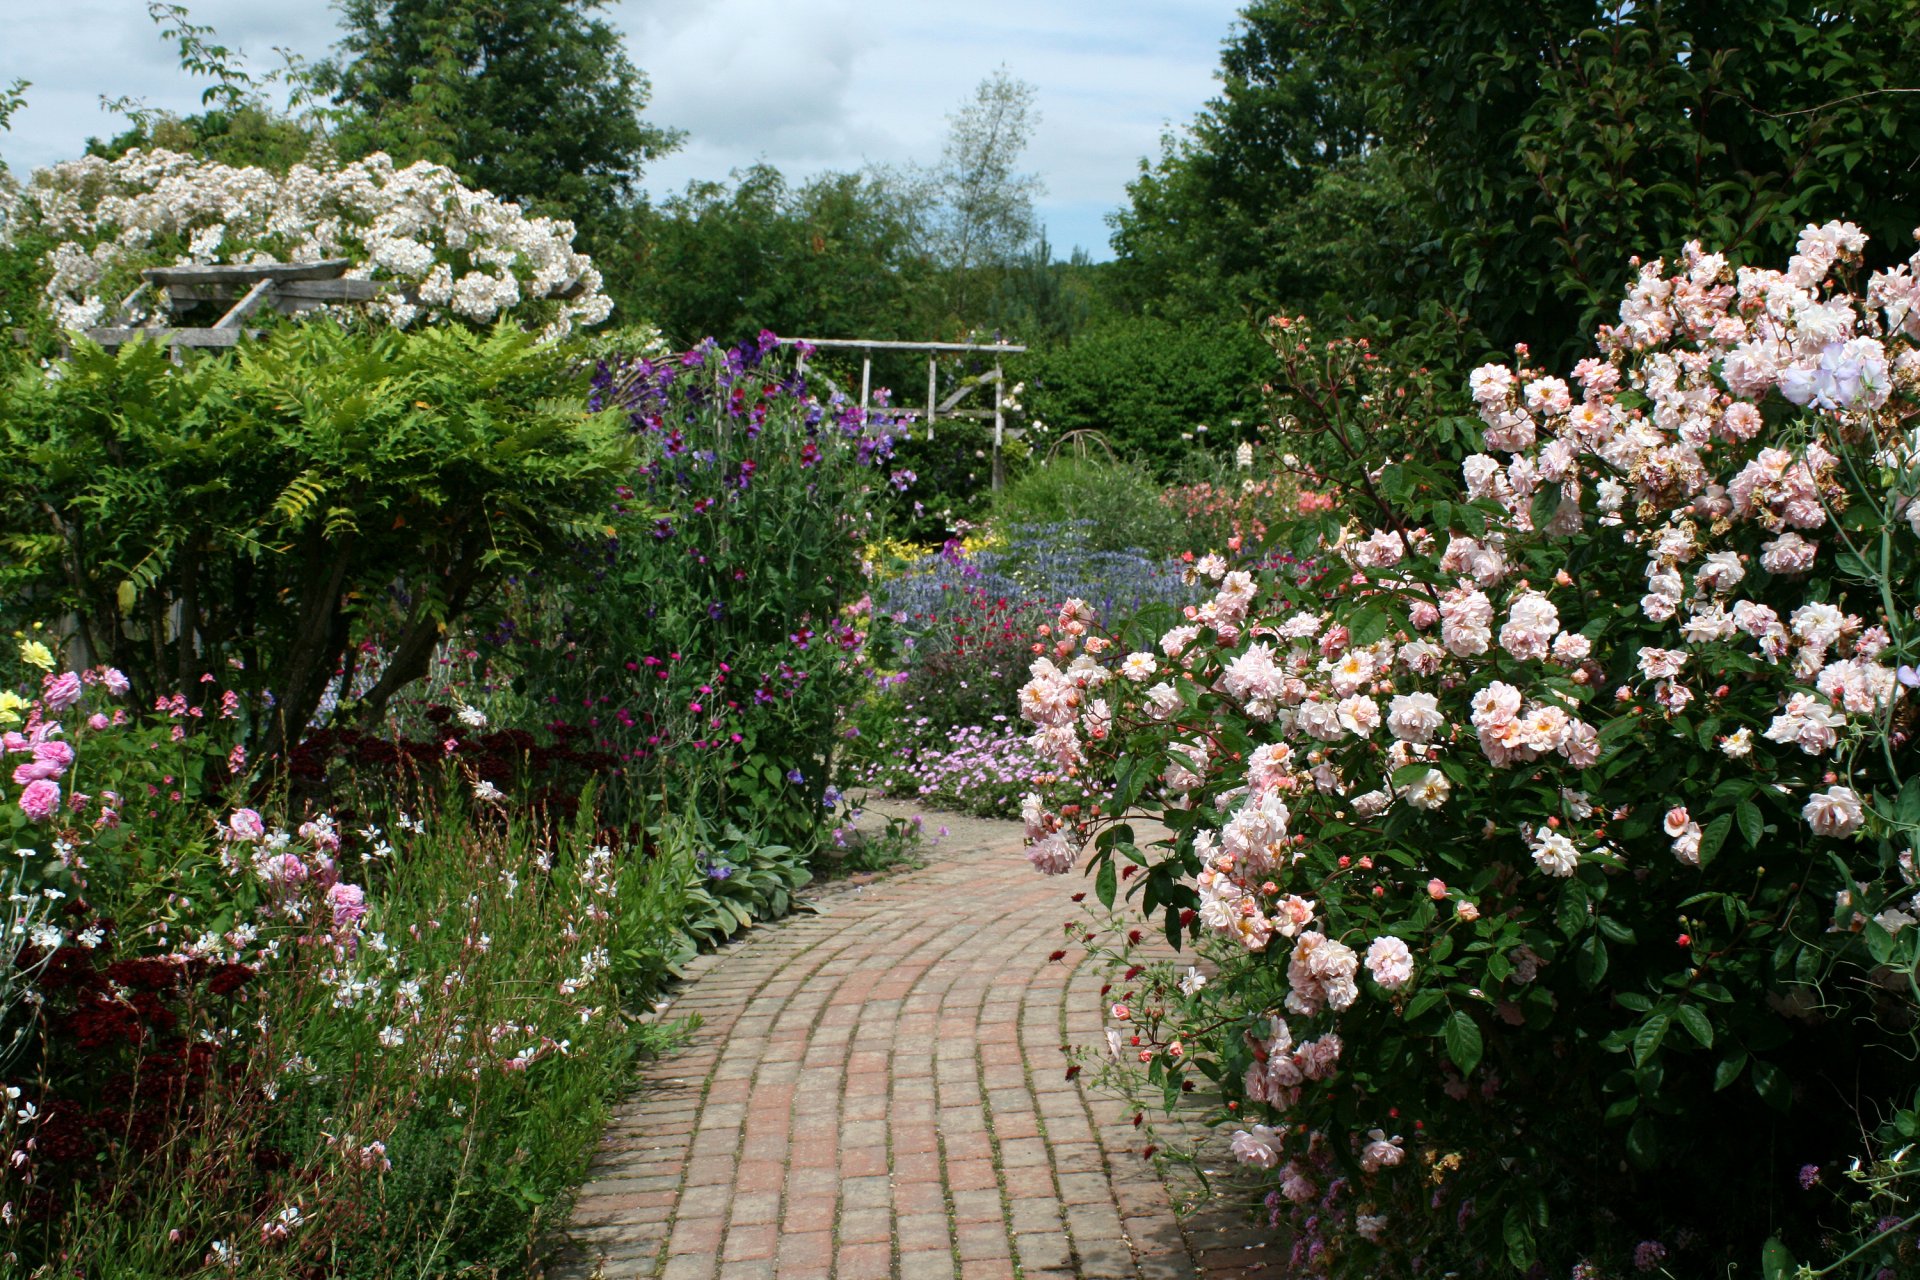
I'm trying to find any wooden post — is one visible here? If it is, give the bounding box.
[860,351,872,410]
[992,359,1005,491]
[926,355,937,440]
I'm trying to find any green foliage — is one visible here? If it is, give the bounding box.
[87,103,327,173]
[993,457,1187,556]
[501,339,887,853]
[1023,314,1270,474]
[624,164,938,349]
[319,0,681,240]
[810,812,928,882]
[0,322,634,759]
[1113,0,1920,366]
[679,823,814,949]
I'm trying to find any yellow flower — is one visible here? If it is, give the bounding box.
[0,690,25,726]
[18,639,54,672]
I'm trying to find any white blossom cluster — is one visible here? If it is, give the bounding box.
[6,148,613,340]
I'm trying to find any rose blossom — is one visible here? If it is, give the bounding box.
[42,672,84,711]
[1802,786,1865,838]
[19,779,61,822]
[1230,1124,1282,1169]
[1364,936,1415,990]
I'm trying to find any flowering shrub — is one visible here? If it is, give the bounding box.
[500,332,899,850]
[844,526,1197,818]
[1019,223,1920,1276]
[1,148,613,338]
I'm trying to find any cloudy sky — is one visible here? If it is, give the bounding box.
[1,0,1245,260]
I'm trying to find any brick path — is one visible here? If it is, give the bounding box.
[554,811,1277,1280]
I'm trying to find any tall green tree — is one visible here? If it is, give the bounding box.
[623,163,938,348]
[319,0,679,243]
[1114,0,1920,363]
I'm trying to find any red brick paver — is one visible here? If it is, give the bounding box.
[555,813,1277,1279]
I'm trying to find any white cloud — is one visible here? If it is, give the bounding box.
[1,0,1242,259]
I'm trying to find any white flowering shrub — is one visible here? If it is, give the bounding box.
[4,148,612,338]
[1020,223,1920,1277]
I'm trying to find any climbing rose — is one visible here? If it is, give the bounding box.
[1802,786,1865,838]
[1230,1124,1283,1169]
[1364,936,1415,990]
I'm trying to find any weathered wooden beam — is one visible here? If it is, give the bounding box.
[143,259,351,288]
[167,278,387,306]
[214,278,278,330]
[782,337,1026,354]
[83,326,248,348]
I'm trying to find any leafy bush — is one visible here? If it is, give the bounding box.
[0,322,634,763]
[995,456,1188,556]
[1022,314,1270,474]
[1018,224,1920,1277]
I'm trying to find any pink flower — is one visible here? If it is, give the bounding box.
[225,808,266,842]
[326,882,367,932]
[1365,936,1415,990]
[42,672,84,711]
[19,779,61,822]
[100,668,130,696]
[87,713,110,731]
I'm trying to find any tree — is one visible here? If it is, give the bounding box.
[622,164,938,348]
[319,0,680,244]
[1111,0,1920,364]
[914,68,1045,326]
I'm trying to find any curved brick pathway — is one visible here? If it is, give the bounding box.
[555,812,1277,1280]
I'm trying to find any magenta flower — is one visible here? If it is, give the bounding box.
[42,671,83,711]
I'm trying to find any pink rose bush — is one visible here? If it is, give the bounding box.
[1021,224,1920,1275]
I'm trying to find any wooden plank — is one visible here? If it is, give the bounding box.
[168,278,386,306]
[782,337,1026,354]
[144,259,351,288]
[214,278,277,330]
[84,326,244,348]
[938,369,1001,413]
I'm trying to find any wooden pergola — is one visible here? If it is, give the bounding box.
[780,337,1028,487]
[83,259,382,349]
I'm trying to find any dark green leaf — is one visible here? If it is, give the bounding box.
[1445,1009,1483,1077]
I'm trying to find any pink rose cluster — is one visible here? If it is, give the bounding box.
[1014,220,1920,1240]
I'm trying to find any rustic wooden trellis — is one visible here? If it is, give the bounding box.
[780,337,1028,488]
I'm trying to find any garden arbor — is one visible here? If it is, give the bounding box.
[780,336,1027,487]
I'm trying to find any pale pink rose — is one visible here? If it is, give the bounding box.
[1026,833,1075,875]
[1364,936,1415,990]
[19,778,61,822]
[327,882,367,932]
[1230,1125,1282,1169]
[1802,786,1865,838]
[1760,533,1817,575]
[1359,1130,1405,1173]
[101,668,131,696]
[87,713,110,731]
